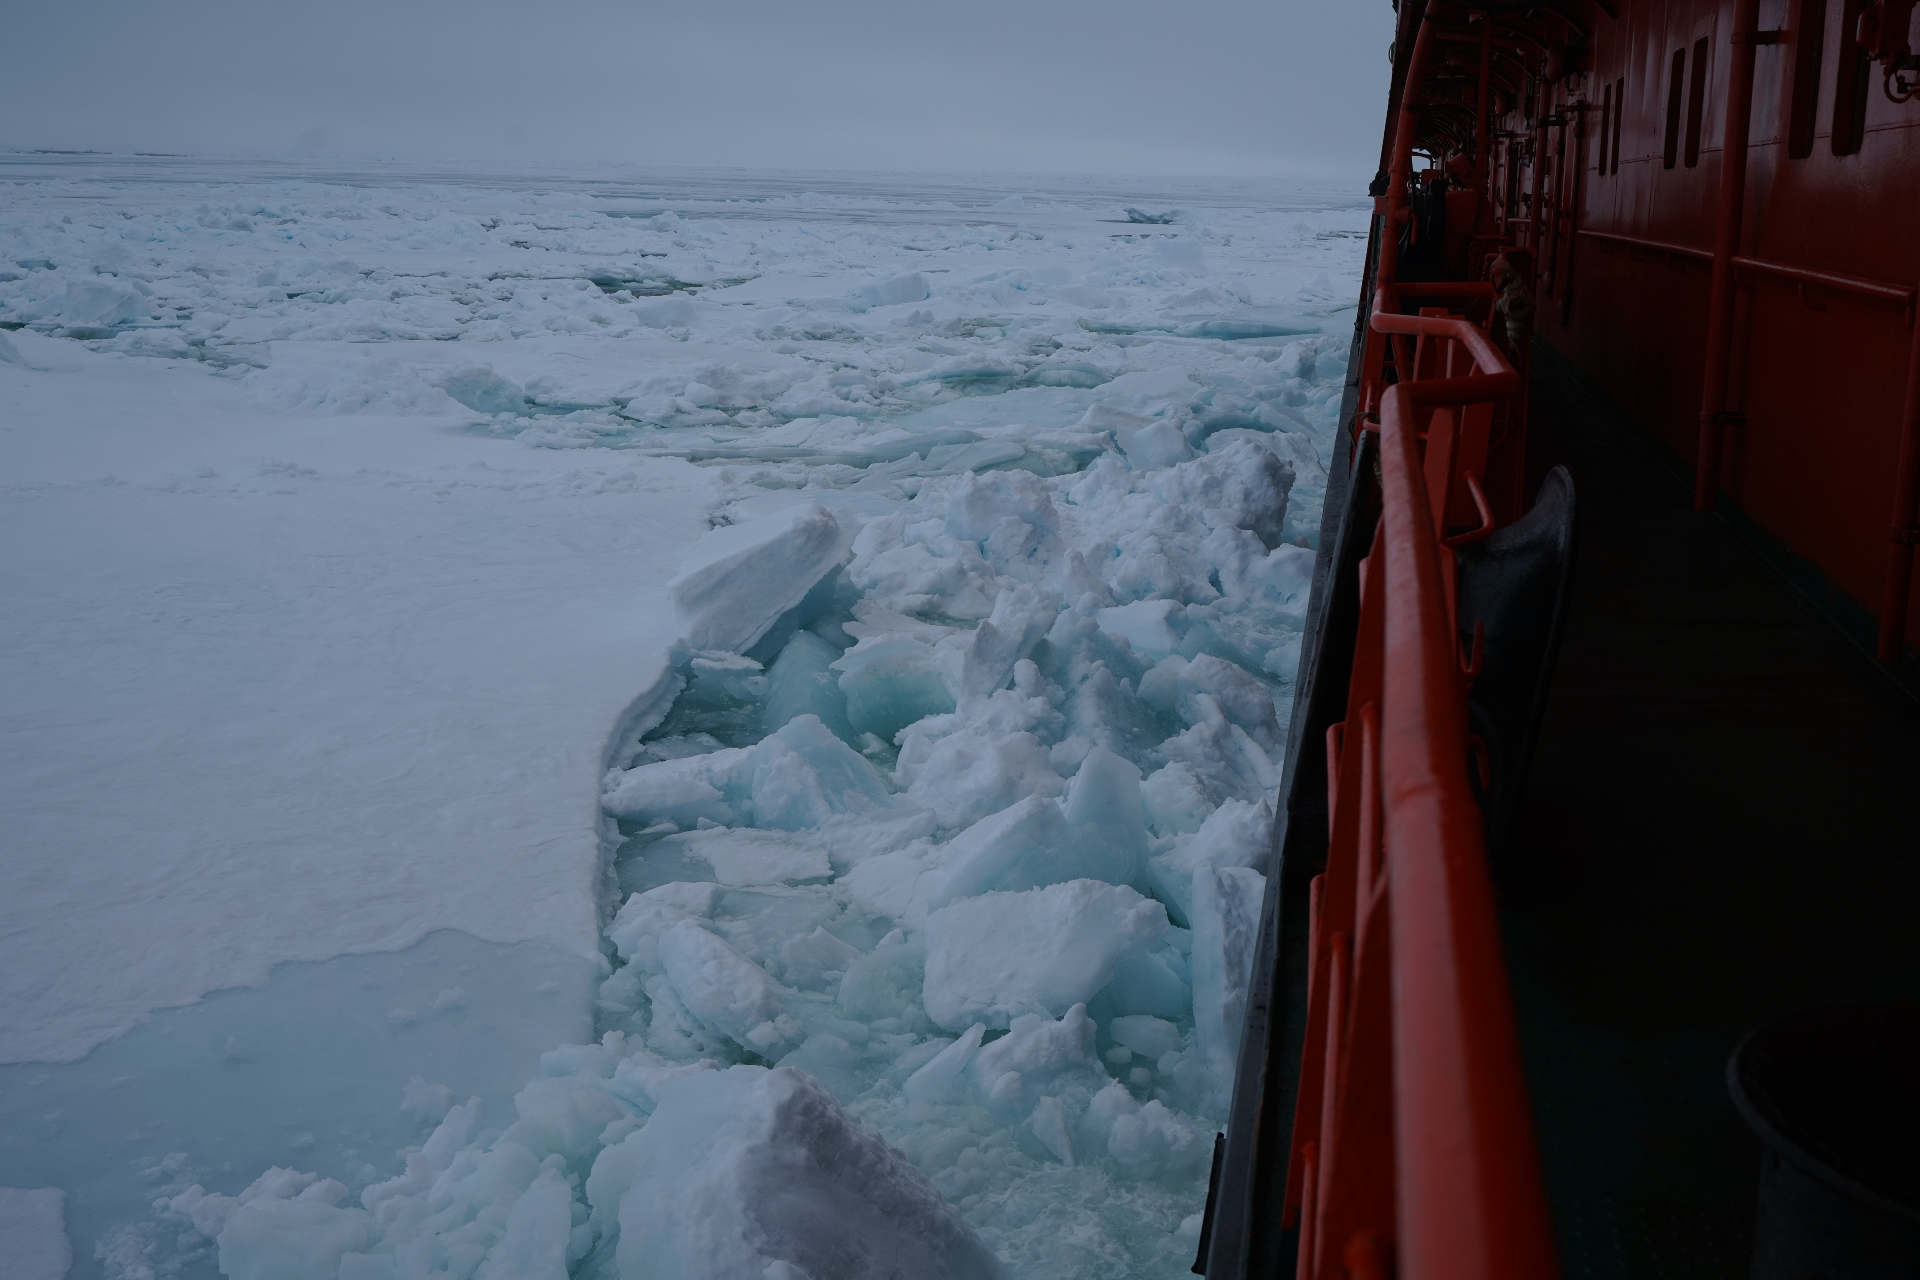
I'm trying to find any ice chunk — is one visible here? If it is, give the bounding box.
[832,634,957,741]
[1141,760,1217,837]
[925,794,1070,907]
[602,747,751,828]
[596,1066,997,1280]
[943,469,1058,561]
[969,1003,1099,1085]
[904,730,1062,833]
[902,1023,986,1103]
[603,716,889,832]
[437,364,529,415]
[1146,797,1273,926]
[1172,655,1283,751]
[659,827,833,886]
[836,835,946,922]
[0,1187,70,1280]
[764,631,855,742]
[1191,864,1266,1115]
[1272,429,1328,487]
[852,272,931,309]
[606,1046,723,1118]
[1095,598,1190,662]
[0,330,26,367]
[1078,1080,1212,1174]
[1122,419,1196,471]
[846,518,1002,620]
[925,745,1147,908]
[1029,1094,1076,1164]
[835,935,927,1022]
[656,914,801,1056]
[46,277,155,330]
[961,586,1059,698]
[965,1003,1105,1113]
[1148,440,1294,550]
[500,1074,627,1162]
[1109,1014,1183,1061]
[1060,745,1150,867]
[751,714,893,831]
[921,880,1168,1030]
[475,1164,573,1280]
[1150,240,1207,275]
[1076,403,1173,465]
[671,505,853,655]
[1099,945,1192,1020]
[216,1171,371,1280]
[632,295,698,327]
[400,1075,457,1123]
[607,882,727,968]
[777,927,862,990]
[893,685,1062,791]
[1158,705,1282,809]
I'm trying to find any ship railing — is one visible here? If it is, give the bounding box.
[1281,295,1559,1280]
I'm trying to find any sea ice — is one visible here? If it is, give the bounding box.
[764,630,856,741]
[671,504,853,655]
[921,881,1169,1030]
[1191,864,1267,1113]
[852,271,932,310]
[0,1187,71,1280]
[597,1066,999,1280]
[652,827,832,886]
[0,157,1368,1280]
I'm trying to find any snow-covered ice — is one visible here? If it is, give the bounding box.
[0,153,1367,1278]
[0,1187,73,1280]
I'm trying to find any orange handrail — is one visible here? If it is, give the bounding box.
[1378,372,1558,1280]
[1282,292,1558,1280]
[1276,5,1559,1274]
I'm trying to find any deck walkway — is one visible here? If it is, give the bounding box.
[1505,347,1920,1278]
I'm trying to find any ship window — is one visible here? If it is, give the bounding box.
[1684,35,1710,167]
[1664,47,1687,168]
[1611,77,1626,172]
[1599,81,1614,174]
[1833,0,1871,154]
[1788,0,1827,158]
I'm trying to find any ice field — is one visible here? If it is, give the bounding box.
[0,153,1369,1280]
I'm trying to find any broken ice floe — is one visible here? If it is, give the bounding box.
[74,166,1370,1280]
[159,415,1322,1280]
[190,398,1321,1277]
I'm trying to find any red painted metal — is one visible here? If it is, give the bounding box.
[1283,6,1559,1267]
[1878,279,1920,658]
[1288,297,1555,1279]
[1696,0,1766,510]
[1476,20,1495,185]
[1576,226,1714,262]
[1528,0,1920,658]
[1732,256,1918,307]
[1577,228,1916,305]
[1381,360,1557,1280]
[1279,0,1919,1273]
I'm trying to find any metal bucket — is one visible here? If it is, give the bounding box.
[1727,1002,1920,1279]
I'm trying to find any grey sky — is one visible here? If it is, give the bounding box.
[0,0,1391,178]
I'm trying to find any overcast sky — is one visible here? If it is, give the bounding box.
[0,0,1391,178]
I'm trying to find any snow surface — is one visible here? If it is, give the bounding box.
[0,1186,72,1280]
[0,153,1368,1279]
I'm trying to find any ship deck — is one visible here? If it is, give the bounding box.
[1502,347,1920,1278]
